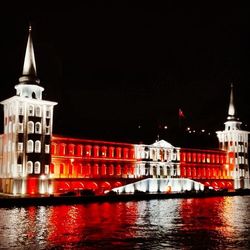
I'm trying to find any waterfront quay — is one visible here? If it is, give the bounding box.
[0,189,249,208]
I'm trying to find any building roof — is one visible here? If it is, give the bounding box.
[18,25,40,85]
[152,139,174,148]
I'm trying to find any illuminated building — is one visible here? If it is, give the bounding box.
[0,26,57,195]
[50,136,136,194]
[216,84,249,189]
[179,148,234,190]
[0,27,249,195]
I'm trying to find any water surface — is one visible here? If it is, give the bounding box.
[0,196,249,249]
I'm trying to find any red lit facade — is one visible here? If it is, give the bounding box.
[180,148,234,190]
[49,136,136,194]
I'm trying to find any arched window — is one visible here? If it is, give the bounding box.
[34,161,41,174]
[68,144,75,156]
[51,143,57,155]
[35,106,42,117]
[76,145,83,156]
[35,140,41,153]
[27,140,34,153]
[27,161,33,174]
[28,105,34,116]
[59,144,66,156]
[27,121,34,134]
[35,122,42,134]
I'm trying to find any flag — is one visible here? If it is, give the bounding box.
[178,108,185,118]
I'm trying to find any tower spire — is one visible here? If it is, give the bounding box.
[19,24,40,84]
[227,83,237,120]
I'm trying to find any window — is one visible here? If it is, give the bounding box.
[68,144,75,156]
[238,157,242,164]
[76,145,83,156]
[45,126,50,135]
[69,164,73,175]
[45,165,49,174]
[51,143,56,155]
[27,121,34,134]
[45,144,50,154]
[27,161,33,174]
[18,142,23,152]
[101,146,107,157]
[17,164,22,174]
[28,105,34,116]
[59,144,66,156]
[46,109,50,118]
[18,123,23,133]
[35,140,41,153]
[116,147,122,158]
[27,140,34,153]
[35,106,41,117]
[60,164,64,174]
[34,161,41,174]
[35,122,42,134]
[50,163,55,174]
[18,105,24,115]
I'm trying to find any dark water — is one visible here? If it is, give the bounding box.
[0,196,249,249]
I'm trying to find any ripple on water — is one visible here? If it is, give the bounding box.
[0,196,249,249]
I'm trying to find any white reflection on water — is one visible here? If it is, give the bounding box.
[0,196,249,249]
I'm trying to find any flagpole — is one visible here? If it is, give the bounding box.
[178,108,185,130]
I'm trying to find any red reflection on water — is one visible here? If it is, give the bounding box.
[180,197,234,238]
[46,202,138,246]
[26,207,37,240]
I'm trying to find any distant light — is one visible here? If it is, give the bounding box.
[138,125,142,129]
[201,129,205,133]
[164,125,168,129]
[187,127,191,131]
[192,130,196,133]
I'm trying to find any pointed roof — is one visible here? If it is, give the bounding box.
[19,24,40,84]
[227,83,237,121]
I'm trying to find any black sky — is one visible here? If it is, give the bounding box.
[0,2,250,146]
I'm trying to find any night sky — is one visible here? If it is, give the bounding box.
[0,2,249,147]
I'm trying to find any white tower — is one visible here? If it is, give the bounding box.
[0,25,57,195]
[216,84,249,189]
